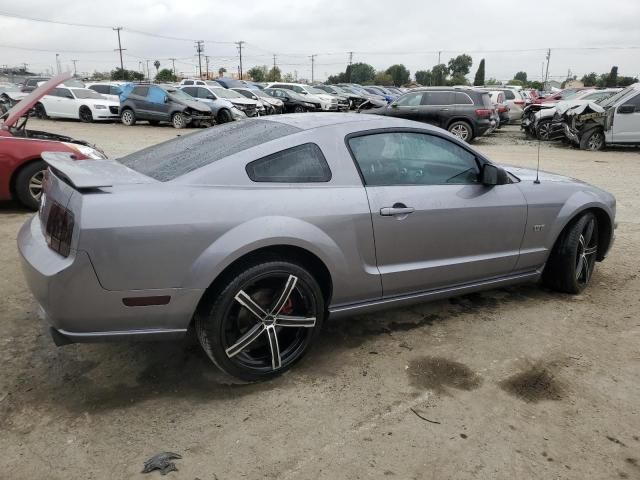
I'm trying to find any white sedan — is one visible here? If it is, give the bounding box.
[34,86,120,122]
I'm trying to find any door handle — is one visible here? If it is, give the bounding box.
[410,108,418,111]
[380,206,415,216]
[439,108,449,111]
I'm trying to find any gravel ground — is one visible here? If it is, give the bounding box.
[1,120,639,480]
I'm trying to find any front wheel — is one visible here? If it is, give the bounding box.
[293,105,305,113]
[195,259,325,382]
[536,120,552,140]
[14,160,47,210]
[79,106,93,123]
[448,121,473,142]
[543,212,599,294]
[217,109,233,124]
[172,112,186,129]
[34,103,47,119]
[580,128,605,151]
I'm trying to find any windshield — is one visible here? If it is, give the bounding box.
[211,88,245,99]
[72,89,104,99]
[168,89,196,101]
[0,84,20,92]
[307,87,328,95]
[205,81,221,86]
[598,85,637,108]
[562,90,584,100]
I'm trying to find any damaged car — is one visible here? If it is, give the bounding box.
[564,83,640,150]
[1,75,106,209]
[120,83,215,128]
[18,114,615,381]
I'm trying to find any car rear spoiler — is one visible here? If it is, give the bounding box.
[41,152,156,189]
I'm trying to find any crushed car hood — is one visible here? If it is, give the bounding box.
[1,73,72,129]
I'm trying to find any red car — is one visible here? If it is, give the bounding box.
[534,88,590,104]
[0,74,105,209]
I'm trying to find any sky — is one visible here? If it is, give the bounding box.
[1,0,639,83]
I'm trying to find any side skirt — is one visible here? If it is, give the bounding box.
[50,327,188,346]
[328,269,542,319]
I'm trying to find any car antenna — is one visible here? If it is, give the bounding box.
[534,119,542,184]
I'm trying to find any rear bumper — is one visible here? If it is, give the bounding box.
[18,215,203,344]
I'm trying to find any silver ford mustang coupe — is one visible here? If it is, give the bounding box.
[18,113,616,381]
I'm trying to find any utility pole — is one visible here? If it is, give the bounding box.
[55,54,61,74]
[71,59,78,77]
[195,40,204,79]
[235,41,245,79]
[309,54,316,83]
[273,54,277,70]
[113,26,126,78]
[205,56,210,80]
[544,48,551,90]
[438,50,442,65]
[169,58,176,77]
[146,59,150,81]
[347,51,353,82]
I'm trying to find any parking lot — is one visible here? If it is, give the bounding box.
[1,120,639,479]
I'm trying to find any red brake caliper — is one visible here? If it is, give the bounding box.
[280,298,294,315]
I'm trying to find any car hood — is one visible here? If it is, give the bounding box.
[193,98,234,109]
[1,73,72,129]
[83,98,120,107]
[501,165,586,185]
[229,97,257,106]
[178,99,212,112]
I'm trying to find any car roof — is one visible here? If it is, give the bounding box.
[261,112,435,131]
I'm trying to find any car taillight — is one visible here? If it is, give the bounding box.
[498,106,508,113]
[514,100,525,105]
[475,108,492,118]
[45,200,74,257]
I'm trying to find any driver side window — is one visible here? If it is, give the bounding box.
[349,132,479,186]
[395,92,424,107]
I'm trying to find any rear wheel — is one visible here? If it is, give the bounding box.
[34,102,47,119]
[196,259,325,382]
[448,121,473,142]
[543,212,599,294]
[580,127,605,151]
[79,106,93,123]
[14,160,47,210]
[120,109,136,126]
[293,104,305,113]
[172,112,186,129]
[217,109,233,124]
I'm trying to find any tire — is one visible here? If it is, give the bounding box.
[195,259,325,382]
[79,106,93,123]
[543,212,599,294]
[14,160,47,210]
[536,120,552,140]
[580,127,605,151]
[148,120,160,126]
[120,108,136,126]
[448,121,473,142]
[172,112,186,129]
[217,109,233,124]
[34,103,47,119]
[293,105,305,113]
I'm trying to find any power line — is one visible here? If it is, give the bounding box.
[195,40,204,78]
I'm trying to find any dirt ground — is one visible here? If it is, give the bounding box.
[1,119,639,480]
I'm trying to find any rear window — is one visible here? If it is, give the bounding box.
[118,119,302,181]
[246,143,331,183]
[481,93,493,108]
[503,89,516,100]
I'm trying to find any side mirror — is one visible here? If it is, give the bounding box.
[206,95,215,100]
[390,103,398,108]
[480,164,508,186]
[618,104,635,114]
[163,95,169,103]
[284,96,290,102]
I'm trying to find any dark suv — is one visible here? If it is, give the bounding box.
[366,87,494,142]
[119,83,214,128]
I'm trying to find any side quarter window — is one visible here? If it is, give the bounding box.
[246,143,332,183]
[348,132,479,186]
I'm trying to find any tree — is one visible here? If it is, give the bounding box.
[218,67,227,78]
[326,73,345,84]
[581,72,598,87]
[617,76,639,87]
[507,79,523,86]
[385,64,410,86]
[110,67,143,81]
[415,70,432,86]
[153,60,160,75]
[266,66,281,82]
[155,68,176,83]
[529,81,543,90]
[247,66,267,82]
[606,66,618,87]
[373,71,394,86]
[282,72,295,82]
[448,54,472,77]
[349,62,376,84]
[486,77,500,85]
[431,64,448,86]
[473,58,485,86]
[514,71,528,85]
